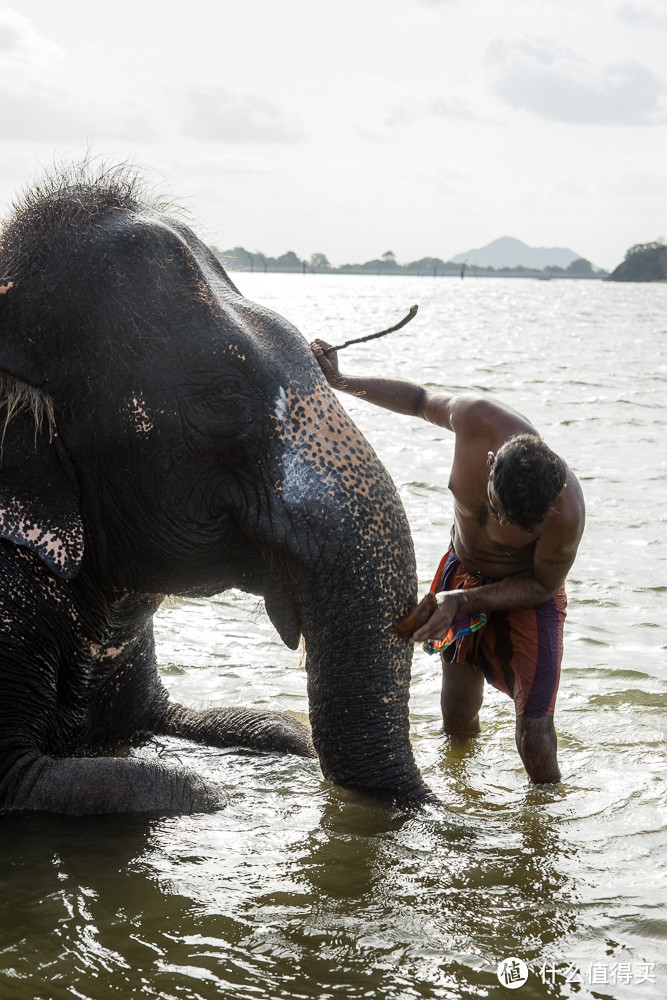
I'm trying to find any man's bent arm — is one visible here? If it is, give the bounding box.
[411,522,582,643]
[411,573,558,644]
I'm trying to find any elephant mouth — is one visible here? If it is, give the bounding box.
[264,585,302,650]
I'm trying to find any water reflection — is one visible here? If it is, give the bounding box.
[0,784,580,999]
[1,814,161,997]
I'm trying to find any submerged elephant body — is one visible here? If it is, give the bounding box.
[0,165,430,813]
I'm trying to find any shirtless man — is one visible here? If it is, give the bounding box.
[311,340,585,784]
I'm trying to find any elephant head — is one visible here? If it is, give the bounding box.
[0,164,432,805]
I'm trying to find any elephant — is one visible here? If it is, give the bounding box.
[0,163,432,814]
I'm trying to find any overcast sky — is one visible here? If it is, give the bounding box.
[1,0,665,269]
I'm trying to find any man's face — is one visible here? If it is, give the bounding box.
[487,476,510,526]
[486,452,510,526]
[488,472,546,536]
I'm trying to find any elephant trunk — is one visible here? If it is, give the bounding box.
[265,381,434,804]
[303,608,433,804]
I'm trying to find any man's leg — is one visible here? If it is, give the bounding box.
[493,593,565,784]
[515,715,561,784]
[441,654,485,735]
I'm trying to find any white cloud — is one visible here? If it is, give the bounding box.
[165,150,293,179]
[178,86,305,144]
[0,80,159,143]
[356,93,483,137]
[0,8,63,68]
[0,11,155,143]
[383,100,418,128]
[602,157,667,200]
[486,36,667,124]
[617,2,667,29]
[430,97,486,122]
[486,36,582,69]
[0,85,87,141]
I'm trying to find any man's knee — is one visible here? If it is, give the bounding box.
[515,715,561,784]
[441,659,484,735]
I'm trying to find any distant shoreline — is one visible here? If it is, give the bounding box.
[216,243,607,280]
[218,239,667,282]
[224,267,604,280]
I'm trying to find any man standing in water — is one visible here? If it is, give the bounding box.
[311,340,585,784]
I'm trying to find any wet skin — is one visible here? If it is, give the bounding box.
[311,340,586,785]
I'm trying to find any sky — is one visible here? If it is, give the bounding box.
[0,0,665,271]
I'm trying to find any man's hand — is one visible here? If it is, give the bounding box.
[310,339,345,390]
[410,590,467,643]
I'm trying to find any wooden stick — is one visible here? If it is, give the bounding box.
[323,304,418,356]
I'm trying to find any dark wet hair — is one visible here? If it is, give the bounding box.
[491,434,566,533]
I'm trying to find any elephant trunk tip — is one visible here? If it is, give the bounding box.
[336,776,441,810]
[319,751,438,809]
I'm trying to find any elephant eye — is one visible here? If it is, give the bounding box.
[217,379,244,399]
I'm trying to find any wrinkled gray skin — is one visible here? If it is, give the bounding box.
[0,165,432,815]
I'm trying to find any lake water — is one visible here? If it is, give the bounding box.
[1,275,665,1000]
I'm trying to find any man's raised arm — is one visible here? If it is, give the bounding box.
[310,338,455,423]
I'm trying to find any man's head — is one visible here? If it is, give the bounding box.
[488,434,566,534]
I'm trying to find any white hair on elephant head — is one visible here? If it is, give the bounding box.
[0,373,55,443]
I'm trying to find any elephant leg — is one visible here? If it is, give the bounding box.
[3,751,226,815]
[82,630,314,757]
[160,704,316,758]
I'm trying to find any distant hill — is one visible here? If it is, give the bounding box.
[607,242,667,282]
[449,236,581,270]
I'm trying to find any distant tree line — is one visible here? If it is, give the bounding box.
[606,241,667,282]
[214,246,605,279]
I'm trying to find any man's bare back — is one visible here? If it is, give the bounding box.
[311,339,585,784]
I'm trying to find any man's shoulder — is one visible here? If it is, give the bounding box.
[560,467,586,525]
[421,392,495,436]
[450,394,536,440]
[542,467,586,548]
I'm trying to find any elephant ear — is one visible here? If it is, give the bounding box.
[0,279,84,580]
[0,282,84,580]
[0,406,84,581]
